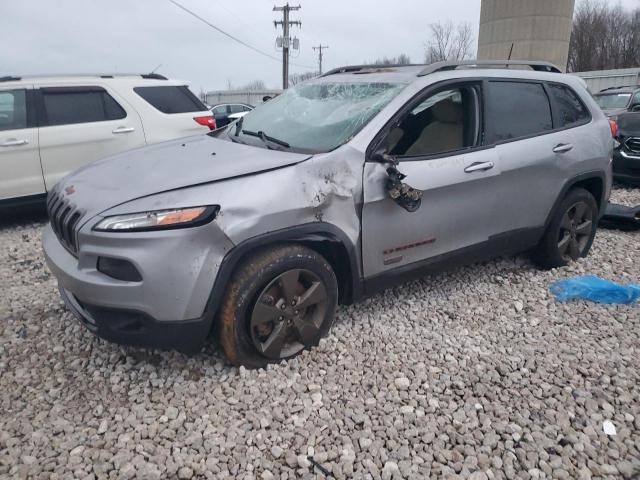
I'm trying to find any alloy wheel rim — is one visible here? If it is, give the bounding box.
[249,269,328,360]
[557,201,593,262]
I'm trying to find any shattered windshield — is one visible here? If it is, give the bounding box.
[232,81,405,152]
[594,93,631,110]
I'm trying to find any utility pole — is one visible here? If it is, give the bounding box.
[274,3,301,89]
[312,44,329,75]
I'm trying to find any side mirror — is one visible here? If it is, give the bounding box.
[631,105,640,113]
[371,147,422,212]
[371,147,398,166]
[386,166,423,213]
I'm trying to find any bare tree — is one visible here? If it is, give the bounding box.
[289,71,318,86]
[241,79,267,91]
[367,54,412,66]
[424,21,474,64]
[568,0,640,72]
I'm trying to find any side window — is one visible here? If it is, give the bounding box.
[229,104,249,114]
[42,88,126,127]
[212,105,228,115]
[547,84,590,128]
[0,89,28,131]
[633,91,640,107]
[386,86,479,158]
[134,86,207,114]
[486,81,552,143]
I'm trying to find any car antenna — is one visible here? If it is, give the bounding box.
[150,63,163,75]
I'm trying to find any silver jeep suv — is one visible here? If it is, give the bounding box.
[43,61,613,367]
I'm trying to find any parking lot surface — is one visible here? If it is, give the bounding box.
[1,188,639,480]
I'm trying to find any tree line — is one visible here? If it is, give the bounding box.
[568,0,640,72]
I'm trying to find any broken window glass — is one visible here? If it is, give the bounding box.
[236,81,406,153]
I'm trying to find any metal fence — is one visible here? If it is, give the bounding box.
[204,90,282,107]
[574,68,640,93]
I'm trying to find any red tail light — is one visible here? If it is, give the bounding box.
[194,115,216,130]
[609,118,618,138]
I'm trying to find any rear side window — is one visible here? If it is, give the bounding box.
[134,86,206,114]
[42,88,126,126]
[547,84,590,128]
[212,105,228,115]
[486,81,552,143]
[0,89,28,131]
[229,104,248,114]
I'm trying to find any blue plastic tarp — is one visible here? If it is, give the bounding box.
[550,275,640,305]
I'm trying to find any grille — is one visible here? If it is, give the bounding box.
[47,190,83,256]
[626,137,640,154]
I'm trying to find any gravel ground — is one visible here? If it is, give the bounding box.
[1,188,640,480]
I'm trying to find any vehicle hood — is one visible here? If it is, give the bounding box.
[53,135,311,219]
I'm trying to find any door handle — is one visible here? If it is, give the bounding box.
[553,143,573,153]
[1,139,28,147]
[112,126,135,134]
[464,161,494,173]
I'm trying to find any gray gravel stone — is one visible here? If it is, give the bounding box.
[0,186,639,479]
[394,377,411,389]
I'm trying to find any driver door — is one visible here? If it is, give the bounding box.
[361,82,503,278]
[0,86,44,201]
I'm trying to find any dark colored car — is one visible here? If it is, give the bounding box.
[613,112,640,184]
[210,103,253,131]
[593,85,640,118]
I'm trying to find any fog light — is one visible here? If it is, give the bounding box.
[97,257,142,282]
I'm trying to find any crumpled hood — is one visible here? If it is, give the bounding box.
[53,134,311,218]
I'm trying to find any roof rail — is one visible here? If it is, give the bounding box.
[321,64,420,77]
[417,60,563,76]
[0,73,168,82]
[141,73,168,80]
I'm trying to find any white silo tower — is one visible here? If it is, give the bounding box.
[477,0,576,71]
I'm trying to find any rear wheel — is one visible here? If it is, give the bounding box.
[533,188,598,269]
[218,245,338,368]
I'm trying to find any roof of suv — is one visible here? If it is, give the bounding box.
[0,73,168,82]
[318,60,564,84]
[0,73,192,89]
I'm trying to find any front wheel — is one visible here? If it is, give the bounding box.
[533,188,598,269]
[218,245,338,368]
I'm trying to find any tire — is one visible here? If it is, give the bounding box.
[218,244,338,368]
[533,187,599,269]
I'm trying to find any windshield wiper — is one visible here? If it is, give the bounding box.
[242,129,291,150]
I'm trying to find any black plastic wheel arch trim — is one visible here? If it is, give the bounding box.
[205,222,363,321]
[542,170,609,228]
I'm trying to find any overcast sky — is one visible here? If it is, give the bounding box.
[2,0,639,93]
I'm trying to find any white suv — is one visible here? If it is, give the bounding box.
[0,74,215,207]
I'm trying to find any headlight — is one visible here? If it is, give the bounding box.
[93,206,219,232]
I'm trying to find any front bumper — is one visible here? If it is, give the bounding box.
[613,149,640,183]
[43,220,235,352]
[59,287,211,353]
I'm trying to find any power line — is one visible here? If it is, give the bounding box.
[167,0,312,69]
